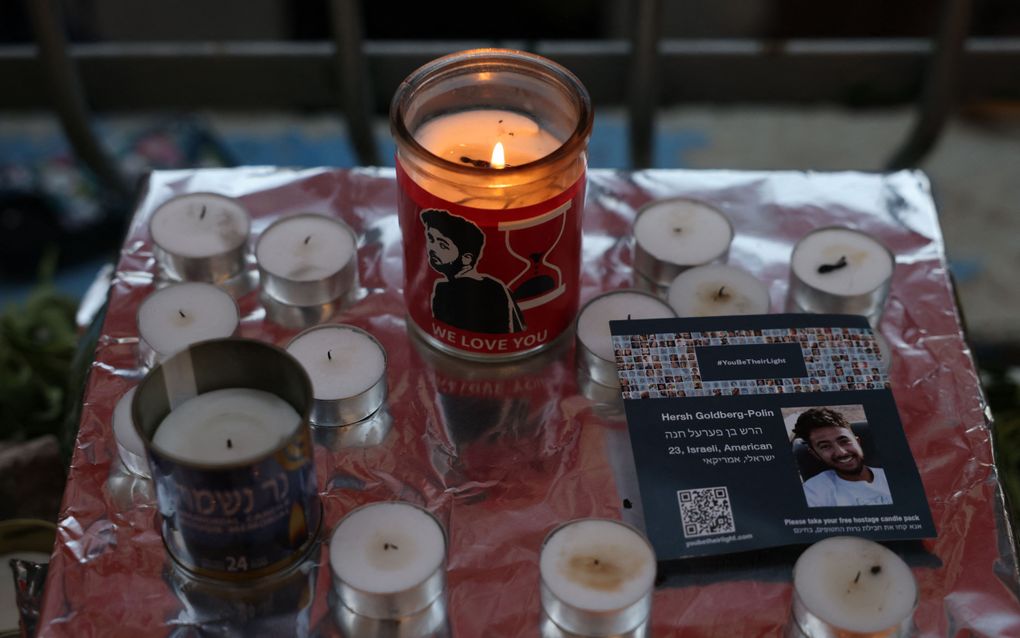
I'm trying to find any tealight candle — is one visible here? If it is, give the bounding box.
[136,282,239,367]
[329,502,447,620]
[576,290,675,387]
[790,227,894,322]
[256,213,359,307]
[112,387,150,478]
[149,192,251,282]
[667,264,770,317]
[539,518,656,637]
[285,324,387,426]
[632,198,734,289]
[152,388,301,464]
[787,536,917,638]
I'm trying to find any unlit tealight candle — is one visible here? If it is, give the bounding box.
[667,264,770,317]
[286,325,387,426]
[540,518,656,636]
[789,536,917,637]
[256,213,358,307]
[632,199,733,288]
[330,501,447,619]
[576,290,674,387]
[112,387,150,478]
[790,227,894,321]
[149,192,251,282]
[153,388,300,464]
[137,283,239,366]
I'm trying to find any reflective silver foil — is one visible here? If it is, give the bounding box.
[38,167,1020,637]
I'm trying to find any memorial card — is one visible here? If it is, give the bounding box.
[610,313,935,560]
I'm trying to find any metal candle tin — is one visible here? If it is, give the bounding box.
[788,226,894,324]
[149,192,252,283]
[330,502,447,620]
[391,48,593,361]
[132,338,321,581]
[285,324,388,427]
[539,519,655,637]
[255,213,359,307]
[632,198,734,291]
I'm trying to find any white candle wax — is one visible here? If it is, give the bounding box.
[0,550,50,630]
[329,502,446,595]
[153,388,300,464]
[667,264,770,317]
[112,387,150,477]
[150,193,250,259]
[286,326,386,401]
[577,291,674,362]
[791,228,893,296]
[256,214,357,283]
[415,109,561,168]
[792,536,917,635]
[137,283,239,361]
[634,199,733,271]
[540,519,656,615]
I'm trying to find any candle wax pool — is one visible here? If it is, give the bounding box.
[150,193,249,258]
[634,199,732,267]
[256,215,357,282]
[153,388,300,464]
[540,519,655,613]
[667,264,770,317]
[415,109,562,168]
[286,326,385,401]
[330,502,445,594]
[791,228,893,296]
[577,292,674,362]
[137,283,238,359]
[793,536,917,634]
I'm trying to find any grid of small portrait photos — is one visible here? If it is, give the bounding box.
[613,326,889,400]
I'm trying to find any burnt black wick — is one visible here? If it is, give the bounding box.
[459,155,491,168]
[673,227,683,234]
[715,286,729,300]
[817,255,848,274]
[384,542,398,551]
[178,309,187,319]
[304,235,311,245]
[853,570,861,584]
[199,205,207,220]
[870,565,882,575]
[227,439,233,449]
[327,350,332,361]
[593,558,600,566]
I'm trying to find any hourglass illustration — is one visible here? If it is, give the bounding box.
[501,200,572,310]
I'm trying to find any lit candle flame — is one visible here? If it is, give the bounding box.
[490,142,506,169]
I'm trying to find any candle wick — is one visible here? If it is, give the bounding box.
[673,227,683,234]
[853,570,861,584]
[178,309,187,319]
[383,542,399,551]
[593,558,600,566]
[459,155,491,169]
[817,255,849,274]
[227,438,233,449]
[304,235,311,245]
[870,565,882,575]
[199,205,206,220]
[715,286,729,300]
[327,350,332,361]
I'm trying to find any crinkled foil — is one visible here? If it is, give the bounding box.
[37,167,1020,636]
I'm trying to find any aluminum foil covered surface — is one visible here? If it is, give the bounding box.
[38,167,1020,636]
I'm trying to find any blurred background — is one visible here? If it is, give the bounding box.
[0,0,1019,522]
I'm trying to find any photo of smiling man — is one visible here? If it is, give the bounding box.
[791,406,893,507]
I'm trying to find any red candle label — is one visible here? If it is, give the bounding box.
[397,160,585,359]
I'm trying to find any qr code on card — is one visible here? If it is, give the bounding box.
[678,486,735,538]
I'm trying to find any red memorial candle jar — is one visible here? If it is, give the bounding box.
[390,49,593,361]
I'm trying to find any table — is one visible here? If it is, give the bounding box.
[38,167,1020,636]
